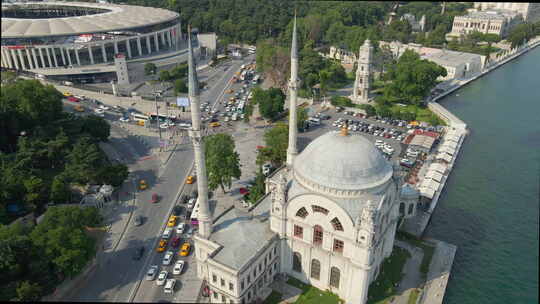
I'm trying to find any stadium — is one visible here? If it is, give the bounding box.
[1,1,184,82]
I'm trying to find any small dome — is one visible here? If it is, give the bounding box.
[293,131,393,192]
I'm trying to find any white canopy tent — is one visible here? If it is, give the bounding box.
[436,153,453,163]
[429,163,447,174]
[425,170,444,183]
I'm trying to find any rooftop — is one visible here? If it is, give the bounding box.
[209,194,277,271]
[1,2,178,38]
[423,50,481,68]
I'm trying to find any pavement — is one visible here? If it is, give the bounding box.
[419,240,457,304]
[390,240,425,304]
[53,54,255,302]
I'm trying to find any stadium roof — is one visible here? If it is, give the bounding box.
[1,2,179,38]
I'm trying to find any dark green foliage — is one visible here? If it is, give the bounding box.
[174,78,188,95]
[359,104,376,117]
[0,79,126,223]
[381,50,446,106]
[507,22,539,49]
[252,87,285,121]
[204,134,242,193]
[144,62,157,75]
[256,123,288,167]
[331,96,355,108]
[95,164,129,187]
[246,170,266,204]
[0,206,101,300]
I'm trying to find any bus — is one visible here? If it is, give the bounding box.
[131,113,149,125]
[190,199,200,227]
[149,112,177,122]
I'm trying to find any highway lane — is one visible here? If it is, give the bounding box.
[130,56,254,303]
[60,54,253,302]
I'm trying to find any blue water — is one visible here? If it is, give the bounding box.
[425,47,540,304]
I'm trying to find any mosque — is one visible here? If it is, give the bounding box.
[187,17,418,304]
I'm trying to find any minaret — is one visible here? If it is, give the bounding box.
[352,39,373,104]
[286,15,299,167]
[187,26,212,239]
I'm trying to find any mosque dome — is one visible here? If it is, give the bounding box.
[293,131,393,194]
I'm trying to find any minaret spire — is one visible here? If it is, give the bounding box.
[187,25,212,239]
[286,14,299,167]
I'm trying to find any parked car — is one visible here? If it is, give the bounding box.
[164,279,176,293]
[156,239,168,253]
[151,193,159,204]
[173,260,185,275]
[176,223,186,234]
[262,163,272,176]
[133,215,144,226]
[146,265,159,281]
[167,215,177,227]
[186,175,195,184]
[179,243,191,256]
[187,198,196,210]
[157,270,168,286]
[170,236,181,248]
[163,251,174,265]
[67,96,79,102]
[173,205,184,216]
[162,228,172,239]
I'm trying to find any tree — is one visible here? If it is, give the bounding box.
[159,70,171,82]
[174,79,188,95]
[15,281,42,302]
[246,170,266,204]
[64,137,103,184]
[204,134,241,193]
[252,87,285,121]
[81,116,110,142]
[359,104,376,117]
[382,49,446,105]
[257,123,288,167]
[296,107,308,131]
[50,174,70,204]
[144,63,157,76]
[95,164,129,187]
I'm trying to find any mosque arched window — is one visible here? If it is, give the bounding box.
[296,207,309,218]
[408,204,414,215]
[329,267,340,288]
[331,217,344,231]
[292,252,302,273]
[313,225,323,246]
[399,203,405,215]
[312,205,329,215]
[310,259,321,280]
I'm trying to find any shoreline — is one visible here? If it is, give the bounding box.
[404,37,540,304]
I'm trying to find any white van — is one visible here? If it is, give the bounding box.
[163,228,172,239]
[164,279,176,293]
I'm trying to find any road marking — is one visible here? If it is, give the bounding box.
[128,158,196,303]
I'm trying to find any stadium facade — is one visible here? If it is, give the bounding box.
[1,1,183,76]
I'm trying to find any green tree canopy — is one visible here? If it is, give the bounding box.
[252,87,285,121]
[257,122,288,167]
[174,79,188,95]
[204,134,242,192]
[144,63,157,75]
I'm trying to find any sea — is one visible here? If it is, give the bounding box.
[425,46,540,304]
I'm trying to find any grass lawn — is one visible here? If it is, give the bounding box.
[263,291,283,304]
[366,246,411,304]
[286,277,344,304]
[396,231,436,280]
[388,104,446,126]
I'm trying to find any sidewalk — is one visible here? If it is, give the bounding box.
[419,239,457,304]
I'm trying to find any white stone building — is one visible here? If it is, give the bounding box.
[422,50,483,80]
[474,2,540,23]
[192,17,409,304]
[446,9,524,41]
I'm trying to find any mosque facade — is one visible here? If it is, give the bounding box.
[190,17,415,304]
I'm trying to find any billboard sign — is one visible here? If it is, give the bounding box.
[177,97,189,107]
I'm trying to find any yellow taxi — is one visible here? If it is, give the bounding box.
[74,105,85,112]
[63,91,72,97]
[139,180,147,190]
[179,243,191,256]
[167,215,177,227]
[156,239,168,252]
[186,175,195,184]
[226,89,234,94]
[209,122,221,128]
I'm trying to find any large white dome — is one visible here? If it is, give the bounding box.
[293,131,393,192]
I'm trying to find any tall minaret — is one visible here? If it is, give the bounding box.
[187,26,212,239]
[352,39,373,104]
[286,15,299,167]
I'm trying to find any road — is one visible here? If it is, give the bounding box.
[61,55,253,302]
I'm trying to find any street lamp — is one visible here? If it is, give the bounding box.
[146,79,163,150]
